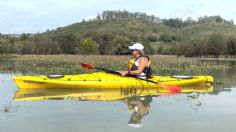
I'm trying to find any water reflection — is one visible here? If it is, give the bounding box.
[125,96,152,127]
[14,86,213,101]
[14,85,213,127]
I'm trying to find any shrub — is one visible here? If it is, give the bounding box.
[226,36,236,57]
[77,38,99,54]
[159,34,172,42]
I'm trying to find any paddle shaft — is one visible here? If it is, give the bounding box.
[95,67,159,84]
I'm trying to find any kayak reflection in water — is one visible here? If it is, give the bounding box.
[120,43,153,79]
[124,95,153,127]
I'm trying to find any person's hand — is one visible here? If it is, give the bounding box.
[120,71,129,76]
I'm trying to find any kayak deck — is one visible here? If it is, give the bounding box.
[13,72,213,90]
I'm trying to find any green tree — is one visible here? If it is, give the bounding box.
[183,39,205,57]
[95,31,115,55]
[157,46,163,54]
[159,34,172,42]
[152,27,158,33]
[226,36,236,57]
[147,34,158,42]
[77,38,99,54]
[141,40,155,55]
[113,36,131,55]
[21,40,36,54]
[56,33,78,54]
[206,33,225,57]
[34,38,61,54]
[0,41,2,55]
[20,33,29,41]
[163,18,183,28]
[0,37,16,53]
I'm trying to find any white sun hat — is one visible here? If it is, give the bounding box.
[128,43,144,50]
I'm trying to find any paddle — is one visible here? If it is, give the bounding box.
[80,63,182,93]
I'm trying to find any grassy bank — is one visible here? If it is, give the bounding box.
[0,54,233,76]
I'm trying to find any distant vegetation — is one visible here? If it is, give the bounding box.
[1,10,236,57]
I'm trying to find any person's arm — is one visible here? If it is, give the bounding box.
[129,57,147,75]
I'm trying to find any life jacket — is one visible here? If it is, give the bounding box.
[128,55,153,79]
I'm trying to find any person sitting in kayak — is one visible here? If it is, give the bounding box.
[120,43,153,79]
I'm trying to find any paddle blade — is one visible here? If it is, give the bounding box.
[160,84,182,93]
[80,63,96,70]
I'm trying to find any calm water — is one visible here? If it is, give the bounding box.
[0,59,236,132]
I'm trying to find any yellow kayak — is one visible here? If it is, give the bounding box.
[13,72,213,90]
[14,86,213,101]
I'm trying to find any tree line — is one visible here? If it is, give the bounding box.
[1,32,236,58]
[0,31,155,55]
[88,10,234,27]
[0,33,100,55]
[85,10,162,23]
[158,34,236,58]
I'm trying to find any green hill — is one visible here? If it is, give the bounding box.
[42,18,176,42]
[44,17,236,41]
[180,23,236,39]
[1,10,236,57]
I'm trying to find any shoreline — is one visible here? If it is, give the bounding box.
[1,54,236,61]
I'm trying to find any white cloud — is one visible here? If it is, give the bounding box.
[169,0,236,21]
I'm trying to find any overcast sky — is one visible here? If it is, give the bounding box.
[1,0,236,34]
